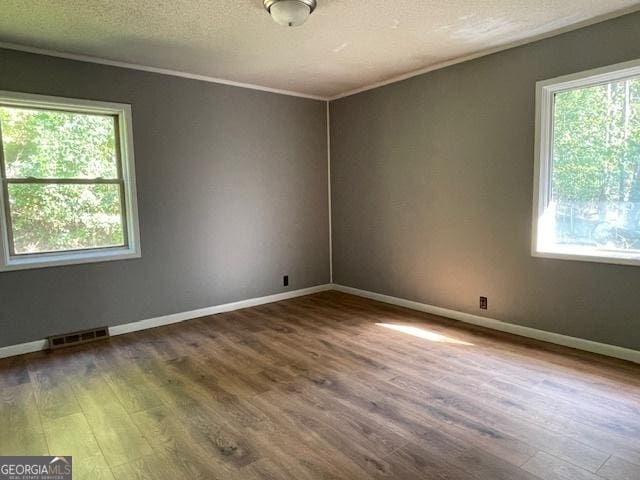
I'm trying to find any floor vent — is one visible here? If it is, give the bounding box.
[48,327,110,350]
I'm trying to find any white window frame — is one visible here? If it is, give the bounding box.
[533,58,640,267]
[0,91,141,271]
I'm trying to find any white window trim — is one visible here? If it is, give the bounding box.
[0,90,141,271]
[532,58,640,267]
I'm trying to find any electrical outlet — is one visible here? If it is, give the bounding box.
[283,275,289,287]
[480,296,488,310]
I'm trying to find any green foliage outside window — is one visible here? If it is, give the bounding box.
[0,107,125,254]
[552,78,640,250]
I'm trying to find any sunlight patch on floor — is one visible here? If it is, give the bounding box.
[376,323,474,345]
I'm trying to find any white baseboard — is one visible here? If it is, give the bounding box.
[0,339,49,359]
[0,284,332,359]
[109,284,332,337]
[3,283,638,364]
[333,284,640,365]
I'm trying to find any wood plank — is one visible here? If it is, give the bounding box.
[522,451,602,480]
[131,405,253,476]
[388,374,610,472]
[83,401,154,467]
[43,413,115,480]
[0,427,48,456]
[1,384,43,434]
[598,456,640,480]
[0,355,31,388]
[27,355,82,421]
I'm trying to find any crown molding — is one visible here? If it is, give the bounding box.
[329,4,640,101]
[1,6,639,102]
[0,41,329,101]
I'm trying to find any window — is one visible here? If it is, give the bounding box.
[533,60,640,266]
[0,91,140,271]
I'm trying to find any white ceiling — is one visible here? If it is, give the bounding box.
[0,0,639,99]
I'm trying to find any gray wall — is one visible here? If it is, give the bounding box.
[0,48,329,348]
[330,12,640,351]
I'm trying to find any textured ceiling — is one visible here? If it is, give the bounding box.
[0,0,639,99]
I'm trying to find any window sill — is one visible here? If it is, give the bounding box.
[0,247,141,272]
[532,248,640,267]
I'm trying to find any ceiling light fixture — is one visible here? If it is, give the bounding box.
[264,0,317,27]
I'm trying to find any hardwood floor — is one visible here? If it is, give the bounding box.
[1,291,639,479]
